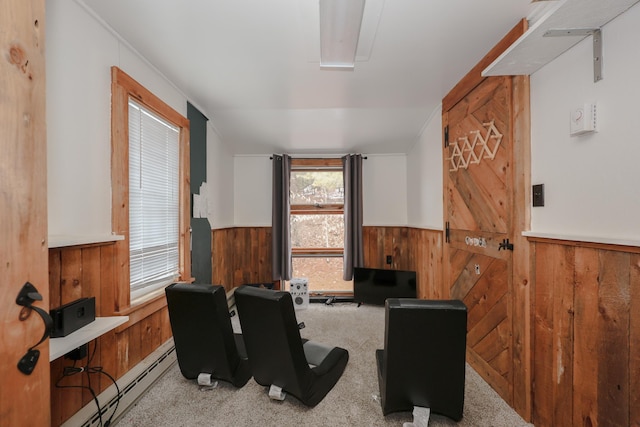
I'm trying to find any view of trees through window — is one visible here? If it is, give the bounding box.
[289,167,352,293]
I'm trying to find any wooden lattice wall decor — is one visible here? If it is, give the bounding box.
[447,120,503,171]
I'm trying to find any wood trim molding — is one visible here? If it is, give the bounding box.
[291,204,344,214]
[292,248,343,255]
[114,293,168,333]
[111,67,189,128]
[527,235,640,254]
[291,158,343,168]
[110,66,191,313]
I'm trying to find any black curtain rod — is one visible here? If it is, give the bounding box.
[269,155,368,160]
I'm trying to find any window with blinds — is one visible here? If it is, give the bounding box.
[128,99,180,301]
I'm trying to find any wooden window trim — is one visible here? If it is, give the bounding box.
[291,157,342,169]
[290,204,343,215]
[290,157,345,281]
[110,66,191,314]
[292,248,344,256]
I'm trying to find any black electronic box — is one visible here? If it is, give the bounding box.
[50,297,96,338]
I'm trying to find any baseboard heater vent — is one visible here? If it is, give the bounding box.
[62,339,177,427]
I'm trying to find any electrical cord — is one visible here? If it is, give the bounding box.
[55,342,121,427]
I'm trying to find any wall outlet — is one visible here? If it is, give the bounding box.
[386,255,392,265]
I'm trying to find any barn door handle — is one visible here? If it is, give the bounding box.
[16,282,53,375]
[498,238,514,251]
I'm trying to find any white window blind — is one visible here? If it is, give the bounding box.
[129,99,180,300]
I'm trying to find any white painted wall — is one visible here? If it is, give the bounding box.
[47,1,237,240]
[46,0,411,237]
[47,0,195,240]
[407,107,443,230]
[46,0,117,240]
[206,124,235,228]
[231,154,408,227]
[234,155,272,226]
[530,3,640,243]
[362,154,408,226]
[51,0,640,243]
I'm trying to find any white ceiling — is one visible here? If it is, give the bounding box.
[79,0,536,155]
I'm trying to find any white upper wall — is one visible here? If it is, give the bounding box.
[47,0,116,239]
[46,0,188,240]
[234,155,272,226]
[232,154,409,227]
[50,0,640,242]
[48,0,234,239]
[362,154,408,226]
[206,124,235,228]
[47,0,410,236]
[530,2,640,244]
[407,107,443,229]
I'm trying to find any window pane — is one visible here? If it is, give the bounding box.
[290,171,344,205]
[291,257,352,293]
[291,214,343,248]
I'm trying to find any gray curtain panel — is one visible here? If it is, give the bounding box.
[343,154,364,280]
[271,154,292,281]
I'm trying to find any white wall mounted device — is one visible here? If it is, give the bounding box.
[570,103,597,136]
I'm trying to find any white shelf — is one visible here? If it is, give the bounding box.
[48,234,125,248]
[483,0,640,77]
[522,231,640,248]
[49,316,129,361]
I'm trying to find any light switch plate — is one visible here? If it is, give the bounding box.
[533,184,544,207]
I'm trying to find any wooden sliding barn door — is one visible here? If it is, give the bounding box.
[442,19,531,419]
[444,75,514,402]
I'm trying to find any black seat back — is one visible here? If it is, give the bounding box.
[165,283,250,387]
[233,285,310,396]
[378,298,467,420]
[235,285,349,406]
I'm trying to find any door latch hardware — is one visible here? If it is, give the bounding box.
[498,238,514,251]
[16,282,53,375]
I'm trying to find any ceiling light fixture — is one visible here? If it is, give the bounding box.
[319,0,366,70]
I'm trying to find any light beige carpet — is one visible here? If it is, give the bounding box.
[115,303,533,427]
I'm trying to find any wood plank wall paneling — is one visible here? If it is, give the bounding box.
[364,226,410,270]
[630,255,640,426]
[49,243,172,426]
[363,226,443,300]
[531,239,640,427]
[211,227,274,290]
[212,226,443,298]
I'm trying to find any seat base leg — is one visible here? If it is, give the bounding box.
[268,384,286,401]
[197,373,218,390]
[403,406,430,427]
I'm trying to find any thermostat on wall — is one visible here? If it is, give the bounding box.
[570,103,597,136]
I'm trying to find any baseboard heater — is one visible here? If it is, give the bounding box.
[61,338,177,427]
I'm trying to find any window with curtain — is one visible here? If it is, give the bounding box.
[289,158,351,294]
[128,99,180,300]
